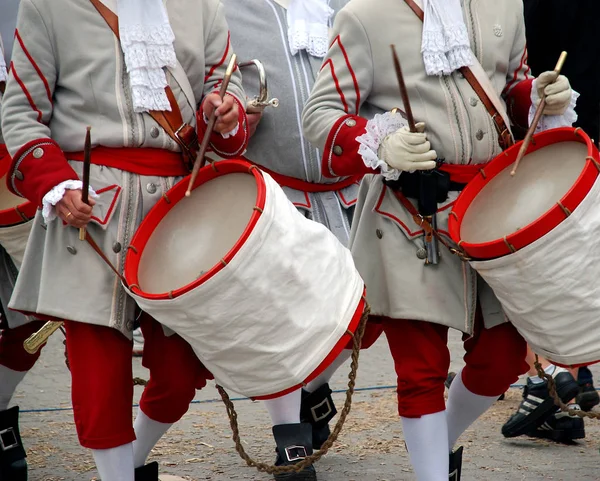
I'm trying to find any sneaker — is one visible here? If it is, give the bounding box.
[576,383,599,412]
[132,327,144,357]
[530,404,585,443]
[501,369,580,438]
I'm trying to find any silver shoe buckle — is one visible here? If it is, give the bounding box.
[0,427,19,451]
[284,445,308,462]
[310,398,333,423]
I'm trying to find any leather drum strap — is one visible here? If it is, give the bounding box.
[403,0,513,150]
[88,0,198,168]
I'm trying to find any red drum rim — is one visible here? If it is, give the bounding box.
[125,159,267,300]
[449,128,600,259]
[0,199,37,227]
[253,292,366,400]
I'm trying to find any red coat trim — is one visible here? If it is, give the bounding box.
[506,78,534,132]
[330,35,360,114]
[89,185,122,226]
[204,33,231,84]
[322,114,374,178]
[15,30,53,106]
[321,59,348,113]
[0,144,10,179]
[9,139,78,207]
[197,95,249,158]
[10,62,43,123]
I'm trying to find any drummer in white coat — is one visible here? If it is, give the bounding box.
[302,0,577,479]
[2,0,248,479]
[221,1,382,479]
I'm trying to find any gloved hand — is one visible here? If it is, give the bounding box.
[378,122,437,173]
[535,71,572,116]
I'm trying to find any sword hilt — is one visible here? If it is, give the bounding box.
[23,320,64,354]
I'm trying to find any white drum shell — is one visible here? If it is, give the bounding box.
[470,175,600,366]
[130,172,364,397]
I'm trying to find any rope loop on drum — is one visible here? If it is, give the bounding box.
[534,355,600,421]
[587,156,600,173]
[449,211,459,222]
[127,245,139,254]
[216,302,372,475]
[162,193,171,204]
[503,237,516,254]
[479,168,487,179]
[557,201,571,218]
[253,206,264,214]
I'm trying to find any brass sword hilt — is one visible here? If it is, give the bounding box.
[23,320,64,354]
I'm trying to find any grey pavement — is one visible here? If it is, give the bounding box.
[12,330,600,480]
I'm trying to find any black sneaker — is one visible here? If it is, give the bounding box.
[530,404,585,443]
[501,370,580,438]
[576,383,599,412]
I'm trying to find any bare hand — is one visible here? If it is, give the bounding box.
[246,112,263,137]
[56,189,96,228]
[202,93,239,134]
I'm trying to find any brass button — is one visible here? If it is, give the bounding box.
[112,242,122,254]
[146,183,157,194]
[333,145,343,156]
[475,130,485,141]
[469,98,478,107]
[14,170,24,181]
[416,248,427,259]
[32,147,44,158]
[376,229,383,239]
[345,119,357,128]
[67,245,77,255]
[150,127,160,139]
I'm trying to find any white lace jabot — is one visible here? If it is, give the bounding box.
[287,0,333,58]
[117,0,176,112]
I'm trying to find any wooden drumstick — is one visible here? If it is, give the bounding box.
[79,126,92,241]
[186,54,237,197]
[391,45,416,133]
[511,51,568,176]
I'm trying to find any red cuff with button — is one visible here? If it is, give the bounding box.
[8,139,79,207]
[321,114,375,178]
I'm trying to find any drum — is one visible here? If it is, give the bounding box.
[0,145,36,267]
[448,127,600,367]
[125,159,366,398]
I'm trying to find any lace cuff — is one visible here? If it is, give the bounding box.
[202,112,240,138]
[529,80,580,133]
[42,180,98,223]
[356,112,408,181]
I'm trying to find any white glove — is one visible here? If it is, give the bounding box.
[378,122,437,173]
[535,71,572,116]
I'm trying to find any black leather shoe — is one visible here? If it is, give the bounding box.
[272,423,317,480]
[449,446,463,481]
[502,370,580,438]
[300,384,337,450]
[0,406,27,481]
[576,382,599,412]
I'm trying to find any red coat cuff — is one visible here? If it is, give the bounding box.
[322,115,375,178]
[197,95,249,159]
[0,144,10,179]
[8,139,79,207]
[506,78,534,135]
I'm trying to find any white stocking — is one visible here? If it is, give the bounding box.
[0,365,27,410]
[446,369,498,449]
[263,389,302,425]
[133,409,172,468]
[305,349,352,393]
[92,443,135,481]
[402,411,449,481]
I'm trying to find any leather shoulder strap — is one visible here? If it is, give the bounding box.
[88,0,198,162]
[402,0,513,149]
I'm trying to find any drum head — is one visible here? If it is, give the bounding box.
[461,141,587,244]
[137,173,258,294]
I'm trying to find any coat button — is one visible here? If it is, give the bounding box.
[475,130,485,141]
[126,320,134,331]
[150,127,160,139]
[333,145,343,156]
[469,98,478,107]
[146,183,157,194]
[33,147,44,158]
[376,229,383,239]
[416,247,427,259]
[14,170,24,181]
[345,119,357,127]
[112,242,122,253]
[67,245,77,255]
